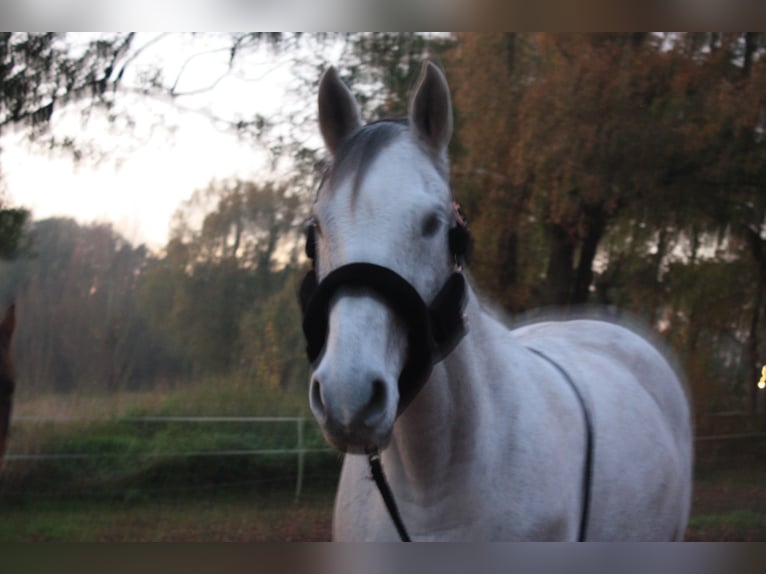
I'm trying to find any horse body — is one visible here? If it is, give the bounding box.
[306,63,692,541]
[333,295,692,541]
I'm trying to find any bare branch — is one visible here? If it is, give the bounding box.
[169,45,234,96]
[113,33,170,87]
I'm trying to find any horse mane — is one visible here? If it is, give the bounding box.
[319,119,406,205]
[319,119,449,207]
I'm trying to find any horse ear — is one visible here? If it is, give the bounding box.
[318,67,362,155]
[0,304,14,341]
[409,61,453,155]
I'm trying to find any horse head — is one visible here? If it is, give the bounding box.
[301,62,467,453]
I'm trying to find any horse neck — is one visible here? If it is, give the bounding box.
[386,281,523,485]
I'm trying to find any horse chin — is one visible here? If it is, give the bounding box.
[319,423,394,455]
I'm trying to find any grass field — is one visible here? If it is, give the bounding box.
[0,490,334,542]
[1,380,341,541]
[4,450,764,541]
[4,454,765,541]
[685,439,766,541]
[3,383,766,541]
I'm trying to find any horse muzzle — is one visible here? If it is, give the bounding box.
[306,289,405,452]
[310,365,399,453]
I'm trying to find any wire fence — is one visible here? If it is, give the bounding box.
[4,415,336,502]
[695,432,766,442]
[5,413,765,501]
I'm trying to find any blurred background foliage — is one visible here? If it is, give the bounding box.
[0,32,764,424]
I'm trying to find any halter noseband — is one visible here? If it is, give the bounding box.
[298,203,472,416]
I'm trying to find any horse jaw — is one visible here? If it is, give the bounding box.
[309,291,407,453]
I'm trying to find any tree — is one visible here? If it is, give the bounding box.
[239,272,307,390]
[139,179,303,376]
[0,218,160,393]
[0,32,139,261]
[4,32,763,417]
[447,33,766,417]
[0,33,135,133]
[0,208,29,260]
[447,33,535,311]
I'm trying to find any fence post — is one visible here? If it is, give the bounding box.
[295,417,305,503]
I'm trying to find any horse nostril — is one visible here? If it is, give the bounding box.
[310,377,326,420]
[363,379,388,425]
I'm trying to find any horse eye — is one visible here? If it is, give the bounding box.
[421,214,441,238]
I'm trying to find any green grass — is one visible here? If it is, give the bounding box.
[0,491,334,541]
[11,378,764,541]
[14,373,312,420]
[689,510,766,530]
[2,377,341,502]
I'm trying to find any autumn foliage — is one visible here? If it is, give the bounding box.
[0,33,764,422]
[447,33,766,417]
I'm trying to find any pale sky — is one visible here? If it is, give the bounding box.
[0,33,327,250]
[2,116,266,249]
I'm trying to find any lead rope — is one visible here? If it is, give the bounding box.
[526,347,593,542]
[366,346,591,544]
[367,448,411,542]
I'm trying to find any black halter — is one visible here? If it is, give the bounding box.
[298,203,472,415]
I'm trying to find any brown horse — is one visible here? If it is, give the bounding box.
[0,305,16,473]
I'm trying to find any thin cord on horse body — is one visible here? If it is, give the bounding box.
[367,448,411,542]
[526,347,593,542]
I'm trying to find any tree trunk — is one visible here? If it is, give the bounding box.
[498,228,519,310]
[571,207,607,305]
[647,226,670,323]
[504,33,516,75]
[746,226,766,415]
[747,281,763,416]
[743,32,757,79]
[544,223,575,306]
